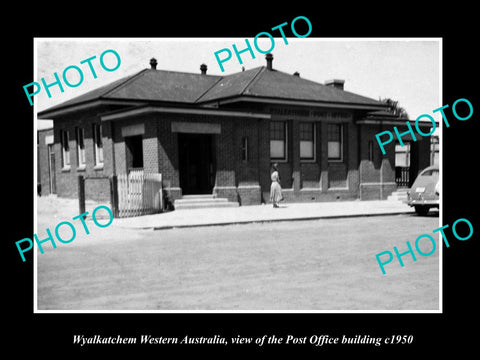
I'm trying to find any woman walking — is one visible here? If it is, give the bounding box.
[270,163,283,208]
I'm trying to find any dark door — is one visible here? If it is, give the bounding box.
[178,133,215,195]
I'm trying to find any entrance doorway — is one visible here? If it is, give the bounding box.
[178,133,215,195]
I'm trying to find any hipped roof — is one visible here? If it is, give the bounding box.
[38,65,386,119]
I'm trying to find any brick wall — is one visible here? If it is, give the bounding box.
[84,177,111,202]
[47,104,434,206]
[37,128,54,196]
[358,122,432,200]
[52,107,115,199]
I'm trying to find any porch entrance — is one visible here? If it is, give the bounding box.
[178,133,215,195]
[394,141,419,188]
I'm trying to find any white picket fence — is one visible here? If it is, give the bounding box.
[117,170,163,217]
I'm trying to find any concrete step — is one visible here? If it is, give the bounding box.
[175,196,228,204]
[174,195,239,210]
[180,194,216,199]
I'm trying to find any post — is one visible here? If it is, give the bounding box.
[78,175,85,215]
[110,175,119,218]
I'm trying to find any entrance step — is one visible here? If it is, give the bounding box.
[387,188,409,202]
[174,195,239,210]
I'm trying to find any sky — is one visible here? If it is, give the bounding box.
[35,38,441,130]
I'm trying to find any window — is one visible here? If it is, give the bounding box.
[75,127,85,168]
[368,140,374,162]
[60,130,70,169]
[421,169,439,176]
[327,123,343,161]
[93,124,104,167]
[241,137,248,162]
[300,122,315,160]
[270,121,287,160]
[395,142,410,167]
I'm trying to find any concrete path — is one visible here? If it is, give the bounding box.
[113,200,416,230]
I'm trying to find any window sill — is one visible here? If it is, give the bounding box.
[61,166,71,172]
[77,166,86,172]
[93,164,104,170]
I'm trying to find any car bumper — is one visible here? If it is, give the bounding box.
[407,199,439,207]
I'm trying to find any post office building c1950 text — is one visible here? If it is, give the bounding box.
[37,53,438,209]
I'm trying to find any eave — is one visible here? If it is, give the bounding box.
[37,99,145,119]
[99,105,271,122]
[201,95,389,112]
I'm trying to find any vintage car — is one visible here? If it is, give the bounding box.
[407,164,439,215]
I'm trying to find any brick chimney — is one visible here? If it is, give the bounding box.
[265,53,273,70]
[325,79,345,90]
[200,63,207,75]
[150,58,158,70]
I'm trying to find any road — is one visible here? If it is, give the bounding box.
[36,212,440,311]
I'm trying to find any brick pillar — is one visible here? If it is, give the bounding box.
[291,120,301,192]
[143,120,159,174]
[78,175,85,214]
[258,119,271,203]
[319,122,329,191]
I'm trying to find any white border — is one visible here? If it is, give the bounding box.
[33,37,442,314]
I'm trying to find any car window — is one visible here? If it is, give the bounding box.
[421,169,439,176]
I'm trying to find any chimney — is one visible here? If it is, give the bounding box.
[265,53,273,70]
[200,63,207,75]
[293,71,300,77]
[324,79,345,90]
[150,58,158,70]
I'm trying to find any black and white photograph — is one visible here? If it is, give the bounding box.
[34,38,441,312]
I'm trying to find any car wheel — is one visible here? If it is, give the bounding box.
[414,205,430,216]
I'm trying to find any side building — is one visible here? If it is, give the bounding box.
[37,54,434,207]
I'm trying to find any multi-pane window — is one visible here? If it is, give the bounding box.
[75,127,85,168]
[92,124,104,167]
[327,123,343,161]
[270,121,287,160]
[300,122,315,160]
[60,130,70,169]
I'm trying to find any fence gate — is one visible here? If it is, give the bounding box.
[115,170,163,218]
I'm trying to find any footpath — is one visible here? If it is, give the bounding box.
[113,200,416,230]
